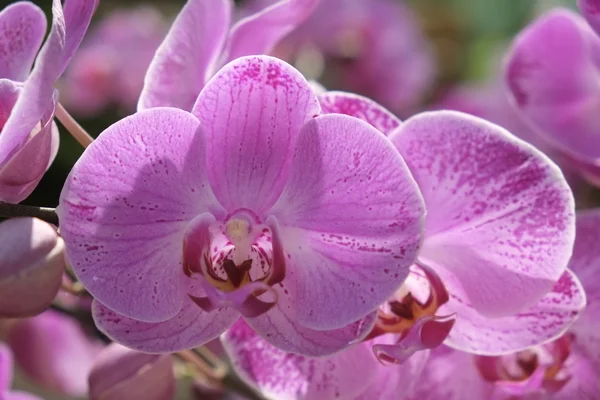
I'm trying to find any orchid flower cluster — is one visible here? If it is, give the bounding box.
[0,0,598,399]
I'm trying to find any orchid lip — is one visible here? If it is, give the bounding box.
[366,263,456,363]
[183,212,286,318]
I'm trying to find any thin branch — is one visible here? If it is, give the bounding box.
[0,202,58,225]
[55,102,94,148]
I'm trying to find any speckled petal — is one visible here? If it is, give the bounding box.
[0,2,46,81]
[567,209,600,370]
[440,269,585,355]
[192,56,321,214]
[505,9,600,163]
[318,91,401,135]
[138,0,231,111]
[222,320,381,400]
[391,111,575,318]
[223,0,318,65]
[269,114,425,330]
[58,108,225,323]
[245,283,376,356]
[92,292,239,353]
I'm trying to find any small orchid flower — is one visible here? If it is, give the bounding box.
[504,8,600,186]
[0,218,65,318]
[242,0,435,116]
[58,55,426,356]
[411,209,599,400]
[0,342,42,400]
[7,310,103,397]
[0,0,96,202]
[138,0,320,112]
[60,6,168,116]
[317,91,577,363]
[222,319,430,400]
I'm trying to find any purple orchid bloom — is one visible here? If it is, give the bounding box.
[241,0,435,117]
[7,310,103,397]
[0,342,42,400]
[0,0,96,203]
[57,55,426,356]
[0,218,65,318]
[504,8,600,186]
[304,91,577,363]
[60,6,168,116]
[138,0,320,112]
[411,209,599,400]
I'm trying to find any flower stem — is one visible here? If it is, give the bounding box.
[55,103,94,148]
[0,202,58,225]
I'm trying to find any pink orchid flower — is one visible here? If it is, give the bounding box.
[138,0,321,112]
[0,342,42,400]
[505,8,600,186]
[0,0,96,202]
[57,55,426,356]
[411,209,599,400]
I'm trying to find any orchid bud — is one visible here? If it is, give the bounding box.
[0,218,65,317]
[88,343,175,400]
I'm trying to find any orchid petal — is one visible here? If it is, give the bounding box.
[391,111,575,318]
[3,392,44,400]
[412,346,495,400]
[245,283,376,356]
[442,269,585,355]
[138,0,232,111]
[269,113,425,330]
[553,346,600,400]
[579,0,600,34]
[192,55,321,214]
[59,108,224,322]
[8,310,101,396]
[0,2,46,81]
[505,9,600,164]
[223,0,319,65]
[222,320,381,400]
[0,342,12,393]
[92,283,239,353]
[0,218,64,318]
[567,209,600,370]
[318,91,401,135]
[0,0,96,167]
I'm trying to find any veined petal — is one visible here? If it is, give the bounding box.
[505,9,600,163]
[245,283,376,356]
[318,91,401,135]
[138,0,232,111]
[92,285,239,353]
[0,218,64,318]
[58,108,225,322]
[441,269,585,355]
[411,346,494,400]
[567,209,600,370]
[579,0,600,34]
[0,0,96,167]
[0,2,46,81]
[222,320,381,400]
[192,56,321,214]
[269,113,425,330]
[391,111,575,317]
[223,0,318,65]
